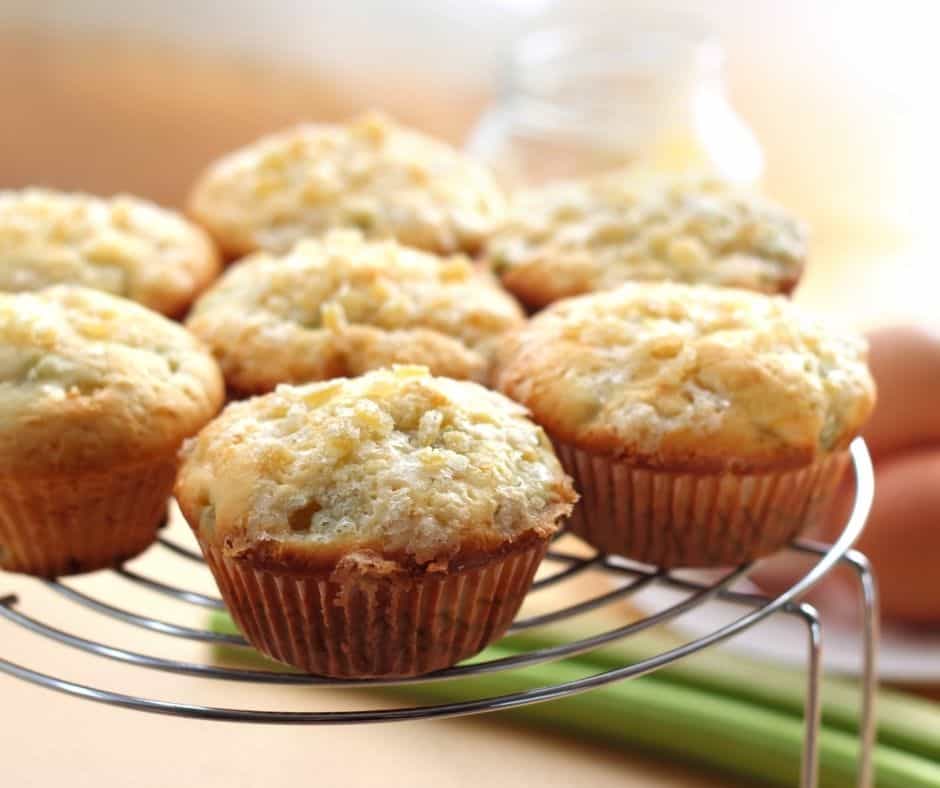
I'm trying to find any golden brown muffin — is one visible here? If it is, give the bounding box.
[488,172,806,310]
[0,188,220,317]
[0,286,224,576]
[185,231,525,394]
[494,282,875,567]
[188,113,506,259]
[176,366,575,677]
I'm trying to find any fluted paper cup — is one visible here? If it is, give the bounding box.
[551,439,851,568]
[200,536,550,678]
[0,458,176,577]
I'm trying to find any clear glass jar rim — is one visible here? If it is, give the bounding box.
[505,12,723,100]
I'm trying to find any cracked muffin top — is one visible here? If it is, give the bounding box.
[187,113,506,258]
[487,172,806,309]
[175,366,576,569]
[0,286,224,473]
[185,231,525,394]
[0,189,220,316]
[494,282,875,472]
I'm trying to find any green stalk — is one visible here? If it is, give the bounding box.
[208,612,940,788]
[498,625,940,764]
[380,647,940,788]
[210,610,940,761]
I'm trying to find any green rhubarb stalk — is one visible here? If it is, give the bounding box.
[378,647,940,788]
[208,611,940,788]
[498,625,940,764]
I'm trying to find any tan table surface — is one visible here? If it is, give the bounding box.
[0,28,935,788]
[1,517,737,788]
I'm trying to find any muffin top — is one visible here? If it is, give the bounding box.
[494,283,875,472]
[0,189,220,316]
[185,231,525,393]
[0,286,224,474]
[176,366,576,571]
[188,113,506,258]
[488,173,806,308]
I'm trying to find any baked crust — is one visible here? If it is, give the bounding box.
[494,283,875,473]
[187,113,506,258]
[185,231,525,393]
[187,500,570,576]
[0,188,220,317]
[176,366,576,569]
[488,172,806,309]
[0,286,224,474]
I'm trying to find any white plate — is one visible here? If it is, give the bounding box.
[631,581,940,683]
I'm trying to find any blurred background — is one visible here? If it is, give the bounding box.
[0,0,936,331]
[1,2,939,787]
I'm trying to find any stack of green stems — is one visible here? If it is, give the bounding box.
[209,613,940,788]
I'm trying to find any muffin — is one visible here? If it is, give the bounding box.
[487,172,807,310]
[175,366,576,677]
[0,188,220,317]
[0,287,224,577]
[188,113,506,259]
[494,283,875,567]
[185,230,525,395]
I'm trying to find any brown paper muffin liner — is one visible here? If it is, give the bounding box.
[0,457,177,577]
[551,439,851,568]
[200,537,550,678]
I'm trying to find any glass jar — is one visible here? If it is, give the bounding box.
[465,15,763,188]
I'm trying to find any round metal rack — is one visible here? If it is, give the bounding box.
[0,439,878,788]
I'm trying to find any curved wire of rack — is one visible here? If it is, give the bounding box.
[0,439,878,788]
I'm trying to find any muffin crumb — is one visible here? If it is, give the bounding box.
[185,231,525,392]
[188,114,506,257]
[488,172,806,308]
[0,188,220,316]
[177,366,575,566]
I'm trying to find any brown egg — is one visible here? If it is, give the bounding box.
[862,325,940,459]
[834,448,940,625]
[753,324,940,624]
[752,452,940,624]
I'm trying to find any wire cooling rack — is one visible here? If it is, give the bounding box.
[0,439,877,788]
